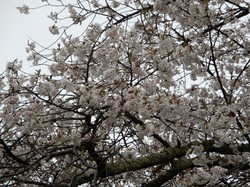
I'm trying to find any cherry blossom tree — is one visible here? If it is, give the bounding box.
[1,0,250,186]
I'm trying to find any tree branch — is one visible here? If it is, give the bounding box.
[70,140,250,186]
[143,157,194,187]
[202,6,249,34]
[70,146,187,186]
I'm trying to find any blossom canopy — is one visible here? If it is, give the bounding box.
[2,0,250,186]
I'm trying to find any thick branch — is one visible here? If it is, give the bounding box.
[143,157,194,187]
[13,140,250,186]
[65,140,250,186]
[71,146,187,186]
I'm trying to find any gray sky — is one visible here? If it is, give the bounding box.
[0,1,58,72]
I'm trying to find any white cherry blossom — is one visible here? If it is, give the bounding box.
[2,0,250,186]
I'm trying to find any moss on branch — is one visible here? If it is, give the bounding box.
[65,141,250,186]
[143,157,194,187]
[106,146,187,176]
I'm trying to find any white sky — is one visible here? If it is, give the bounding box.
[0,1,101,73]
[0,1,59,72]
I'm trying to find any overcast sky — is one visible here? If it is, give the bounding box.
[0,1,59,72]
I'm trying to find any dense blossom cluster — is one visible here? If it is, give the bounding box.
[1,0,250,186]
